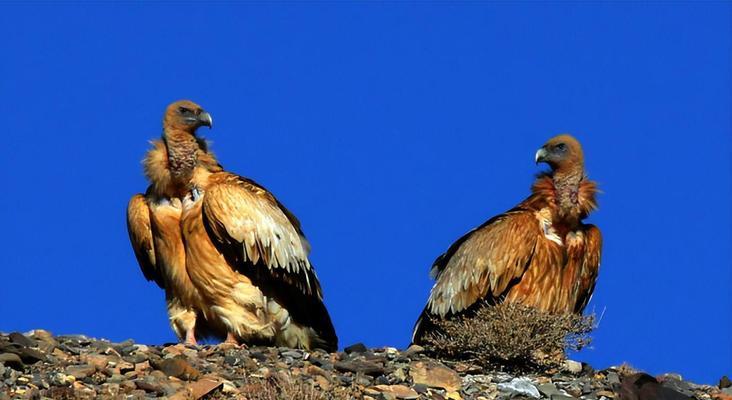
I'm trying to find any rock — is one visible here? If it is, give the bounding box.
[0,331,720,400]
[413,383,428,394]
[49,372,74,386]
[15,347,46,364]
[403,344,424,356]
[563,360,583,374]
[187,378,223,399]
[29,330,55,343]
[720,376,731,389]
[66,364,97,379]
[134,377,164,394]
[0,353,24,370]
[538,383,563,397]
[281,350,303,359]
[410,361,461,392]
[367,384,419,399]
[345,343,368,354]
[156,357,200,380]
[334,360,385,376]
[497,377,541,399]
[81,354,111,370]
[98,382,120,396]
[314,374,331,390]
[660,376,693,397]
[620,373,692,400]
[8,333,35,348]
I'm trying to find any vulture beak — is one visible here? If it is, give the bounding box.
[198,111,213,129]
[535,147,548,164]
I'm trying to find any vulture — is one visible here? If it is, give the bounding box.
[131,100,337,351]
[127,100,224,345]
[412,134,602,344]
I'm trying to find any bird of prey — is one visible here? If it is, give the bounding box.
[412,134,602,344]
[127,100,223,345]
[132,100,337,351]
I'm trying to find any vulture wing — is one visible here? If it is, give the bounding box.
[201,172,336,349]
[574,224,602,313]
[413,209,540,343]
[126,192,164,288]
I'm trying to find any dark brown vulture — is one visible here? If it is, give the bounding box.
[142,100,337,351]
[127,100,224,345]
[412,134,602,344]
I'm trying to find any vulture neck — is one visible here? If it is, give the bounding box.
[163,129,199,187]
[551,166,584,221]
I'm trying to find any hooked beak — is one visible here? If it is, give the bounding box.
[535,147,548,164]
[198,111,213,129]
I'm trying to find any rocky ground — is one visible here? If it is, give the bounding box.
[0,330,729,400]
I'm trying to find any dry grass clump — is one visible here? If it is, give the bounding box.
[421,302,595,371]
[236,374,357,400]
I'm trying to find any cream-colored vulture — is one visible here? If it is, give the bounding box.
[140,100,338,351]
[412,134,602,344]
[127,100,224,345]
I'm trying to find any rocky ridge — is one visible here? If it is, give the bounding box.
[0,330,729,400]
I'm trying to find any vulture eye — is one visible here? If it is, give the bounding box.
[178,107,190,114]
[555,143,567,151]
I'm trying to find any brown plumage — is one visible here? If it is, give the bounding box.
[127,101,223,345]
[130,100,337,351]
[412,134,602,344]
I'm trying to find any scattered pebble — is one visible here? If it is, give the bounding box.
[0,331,722,400]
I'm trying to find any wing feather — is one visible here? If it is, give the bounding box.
[426,209,540,317]
[126,192,164,288]
[201,173,320,297]
[201,173,336,349]
[574,224,602,313]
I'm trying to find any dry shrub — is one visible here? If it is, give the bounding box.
[421,302,595,371]
[237,374,356,400]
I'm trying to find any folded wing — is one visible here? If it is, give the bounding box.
[201,173,337,350]
[413,209,540,343]
[126,192,164,288]
[574,224,602,313]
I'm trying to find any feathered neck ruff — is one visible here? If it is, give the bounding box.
[143,137,222,198]
[524,171,599,226]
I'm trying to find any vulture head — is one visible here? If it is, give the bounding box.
[164,100,213,133]
[535,134,584,173]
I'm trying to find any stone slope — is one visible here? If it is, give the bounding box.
[0,330,728,400]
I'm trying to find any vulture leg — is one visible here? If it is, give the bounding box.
[184,329,197,346]
[224,332,239,345]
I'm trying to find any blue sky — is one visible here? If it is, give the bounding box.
[0,3,729,384]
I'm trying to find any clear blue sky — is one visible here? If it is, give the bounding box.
[1,3,729,385]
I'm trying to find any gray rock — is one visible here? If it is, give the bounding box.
[660,377,693,397]
[344,343,368,354]
[606,372,620,385]
[8,333,35,348]
[281,350,303,359]
[537,383,562,397]
[66,364,96,379]
[720,376,731,389]
[413,383,428,394]
[0,353,23,370]
[134,378,164,394]
[497,377,541,399]
[49,372,73,386]
[334,360,385,376]
[16,347,46,364]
